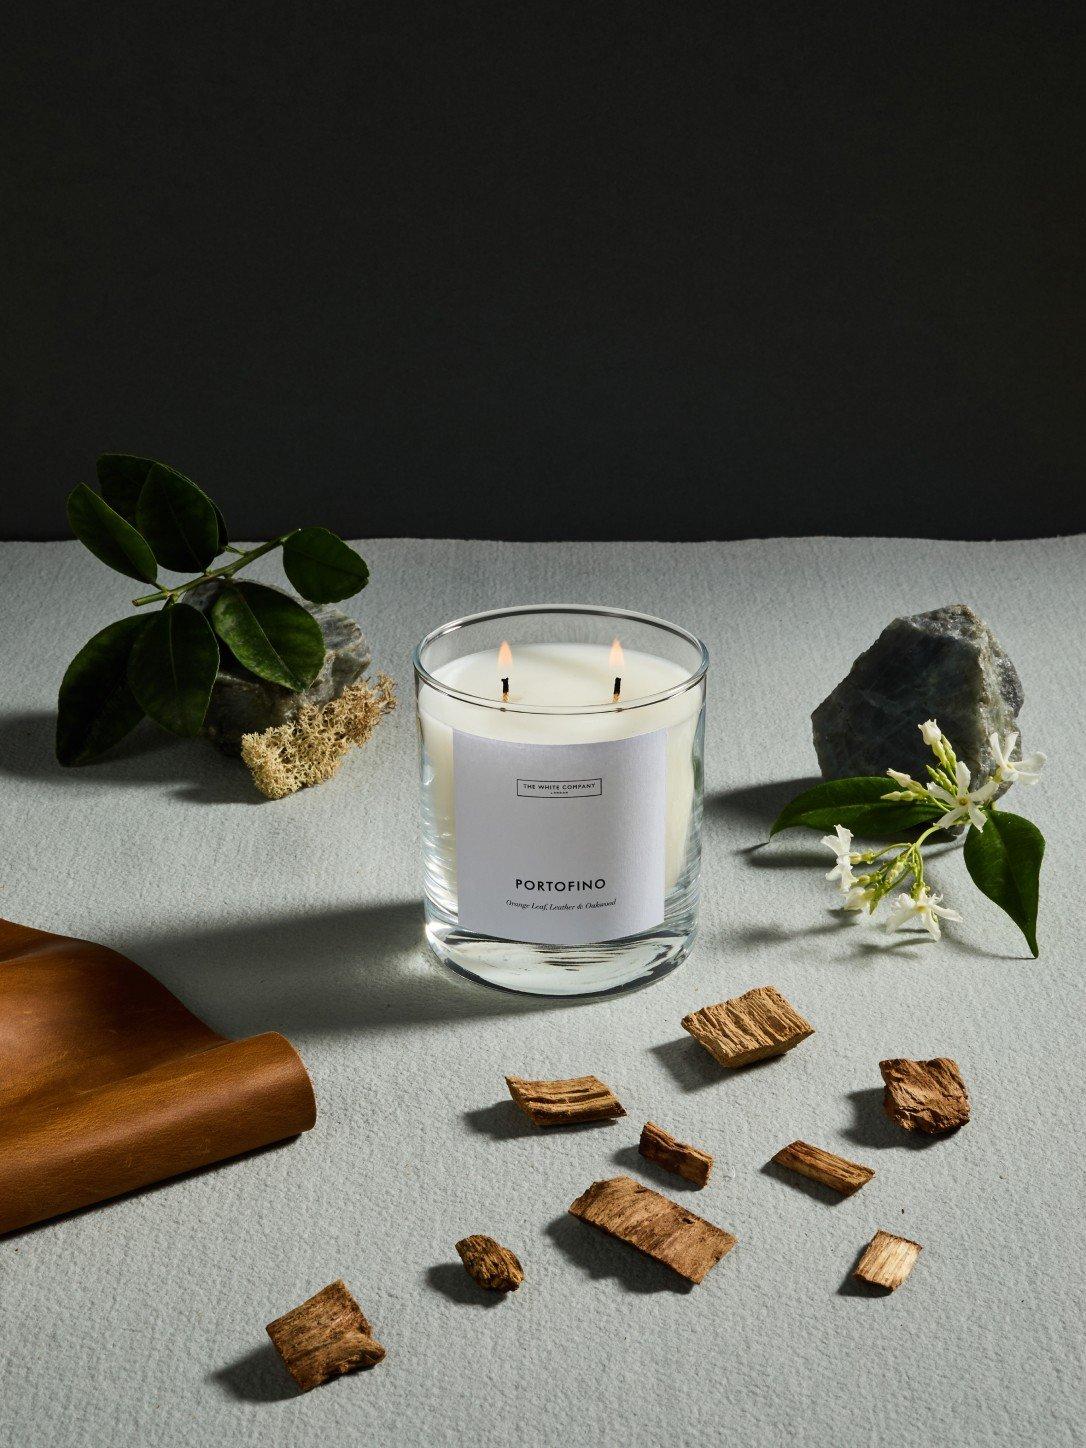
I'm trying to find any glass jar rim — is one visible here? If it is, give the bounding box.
[413,603,709,715]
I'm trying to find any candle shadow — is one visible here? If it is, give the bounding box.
[123,902,584,1040]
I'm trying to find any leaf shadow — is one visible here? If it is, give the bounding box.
[0,708,261,805]
[704,777,821,835]
[545,1214,693,1296]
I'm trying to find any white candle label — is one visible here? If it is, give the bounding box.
[453,728,667,944]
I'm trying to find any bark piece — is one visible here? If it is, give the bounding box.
[455,1235,524,1291]
[639,1121,713,1187]
[266,1280,385,1392]
[853,1230,923,1291]
[681,985,814,1068]
[772,1140,874,1195]
[505,1074,625,1127]
[880,1057,971,1134]
[568,1175,736,1284]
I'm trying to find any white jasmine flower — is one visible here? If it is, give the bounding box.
[919,719,943,748]
[843,883,877,912]
[884,886,962,940]
[990,731,1046,786]
[928,759,999,831]
[882,767,928,801]
[821,824,858,893]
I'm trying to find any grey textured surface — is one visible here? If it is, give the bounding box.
[0,536,1083,1448]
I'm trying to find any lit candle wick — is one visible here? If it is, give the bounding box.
[501,676,510,703]
[609,637,624,705]
[498,640,512,705]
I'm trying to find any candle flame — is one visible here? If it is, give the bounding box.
[609,637,624,671]
[498,640,513,671]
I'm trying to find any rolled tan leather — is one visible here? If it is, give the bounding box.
[0,918,316,1234]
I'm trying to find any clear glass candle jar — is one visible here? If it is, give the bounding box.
[414,604,708,996]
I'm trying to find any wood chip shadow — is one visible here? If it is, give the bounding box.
[208,1341,296,1402]
[841,1088,947,1151]
[837,1241,894,1298]
[759,1158,847,1207]
[425,1262,507,1308]
[650,1036,783,1093]
[545,1214,694,1296]
[611,1143,704,1193]
[463,1101,624,1140]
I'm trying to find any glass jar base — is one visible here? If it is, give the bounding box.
[424,909,695,997]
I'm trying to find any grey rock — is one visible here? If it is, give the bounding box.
[188,581,372,753]
[812,604,1024,786]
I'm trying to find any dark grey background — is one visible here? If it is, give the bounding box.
[3,2,1082,542]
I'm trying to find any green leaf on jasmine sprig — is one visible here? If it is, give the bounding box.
[282,527,369,603]
[56,616,150,765]
[96,454,156,523]
[210,582,325,691]
[770,776,943,840]
[963,808,1044,957]
[136,463,223,572]
[67,483,159,583]
[127,603,220,736]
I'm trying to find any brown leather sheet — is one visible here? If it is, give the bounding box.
[0,918,316,1234]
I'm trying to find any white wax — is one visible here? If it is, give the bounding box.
[418,643,703,899]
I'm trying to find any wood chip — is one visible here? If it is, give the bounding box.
[639,1121,713,1187]
[266,1280,385,1392]
[853,1230,923,1291]
[455,1235,524,1291]
[505,1074,625,1127]
[568,1175,736,1284]
[772,1140,874,1195]
[681,985,814,1068]
[880,1057,971,1134]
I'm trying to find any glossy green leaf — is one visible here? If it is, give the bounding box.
[96,454,156,523]
[67,484,158,583]
[282,527,369,603]
[963,809,1044,957]
[770,776,943,839]
[127,603,219,735]
[210,582,325,691]
[56,616,149,765]
[213,504,229,553]
[136,463,222,572]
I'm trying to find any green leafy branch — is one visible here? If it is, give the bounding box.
[770,720,1047,957]
[57,454,369,766]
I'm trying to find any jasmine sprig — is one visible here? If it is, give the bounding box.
[774,719,1047,956]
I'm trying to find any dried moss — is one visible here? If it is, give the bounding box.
[240,674,396,799]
